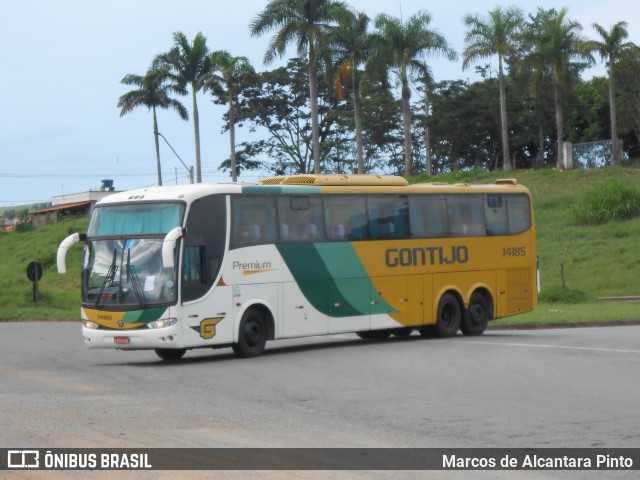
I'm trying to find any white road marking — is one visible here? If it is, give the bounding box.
[445,339,640,355]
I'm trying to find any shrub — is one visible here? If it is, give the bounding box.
[571,180,640,225]
[538,286,595,304]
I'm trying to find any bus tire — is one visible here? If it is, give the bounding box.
[232,309,267,358]
[154,348,186,361]
[434,293,461,338]
[356,329,391,339]
[461,292,490,336]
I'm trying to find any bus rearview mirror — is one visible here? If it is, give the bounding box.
[162,227,184,269]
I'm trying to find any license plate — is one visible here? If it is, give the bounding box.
[114,336,130,345]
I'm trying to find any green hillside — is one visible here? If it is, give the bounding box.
[1,167,639,322]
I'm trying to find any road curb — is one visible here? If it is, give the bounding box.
[489,320,640,330]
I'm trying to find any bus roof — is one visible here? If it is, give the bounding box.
[94,175,530,206]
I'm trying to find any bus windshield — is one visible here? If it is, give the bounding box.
[83,237,177,308]
[83,202,185,308]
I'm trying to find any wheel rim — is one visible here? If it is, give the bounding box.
[469,304,485,326]
[441,303,455,328]
[245,320,262,347]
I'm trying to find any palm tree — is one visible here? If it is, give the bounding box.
[517,10,554,168]
[463,6,524,171]
[583,21,637,166]
[536,8,590,169]
[117,67,188,186]
[206,50,256,182]
[250,0,349,175]
[154,32,210,182]
[372,12,457,176]
[331,9,372,174]
[419,70,435,175]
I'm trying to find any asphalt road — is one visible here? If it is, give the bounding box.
[1,322,640,480]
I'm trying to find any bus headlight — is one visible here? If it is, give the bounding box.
[82,320,100,329]
[146,318,178,329]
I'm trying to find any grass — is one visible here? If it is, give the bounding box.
[0,217,88,320]
[570,179,640,225]
[1,167,639,324]
[492,302,640,327]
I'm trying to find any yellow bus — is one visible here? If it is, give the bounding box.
[57,174,536,360]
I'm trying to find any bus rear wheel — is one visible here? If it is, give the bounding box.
[434,293,461,338]
[155,348,186,361]
[232,309,267,358]
[461,292,490,336]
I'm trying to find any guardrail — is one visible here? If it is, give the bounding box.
[598,296,640,303]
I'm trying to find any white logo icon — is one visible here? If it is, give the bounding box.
[7,450,39,468]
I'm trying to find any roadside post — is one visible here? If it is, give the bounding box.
[26,261,43,305]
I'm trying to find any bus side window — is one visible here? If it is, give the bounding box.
[507,194,531,234]
[277,195,325,242]
[349,196,369,240]
[368,195,408,239]
[485,195,509,236]
[231,196,277,246]
[325,196,352,240]
[409,195,448,238]
[448,195,485,237]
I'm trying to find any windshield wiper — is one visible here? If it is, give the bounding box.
[95,248,118,308]
[126,249,147,308]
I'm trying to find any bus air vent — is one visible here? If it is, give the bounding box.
[258,174,409,187]
[495,178,518,185]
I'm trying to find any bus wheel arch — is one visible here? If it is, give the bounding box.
[461,289,493,336]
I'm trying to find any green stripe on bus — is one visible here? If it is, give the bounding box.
[122,308,166,324]
[276,243,395,317]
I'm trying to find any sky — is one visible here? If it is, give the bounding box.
[1,0,638,207]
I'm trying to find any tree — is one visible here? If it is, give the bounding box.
[154,32,210,182]
[206,51,256,182]
[372,11,457,175]
[616,49,640,156]
[583,21,637,165]
[117,67,188,186]
[517,9,556,168]
[234,58,349,175]
[331,9,373,174]
[250,0,349,175]
[463,6,524,171]
[430,79,501,172]
[535,8,590,168]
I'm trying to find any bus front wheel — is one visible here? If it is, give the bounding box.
[155,348,186,361]
[232,309,267,358]
[461,292,490,336]
[434,293,461,338]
